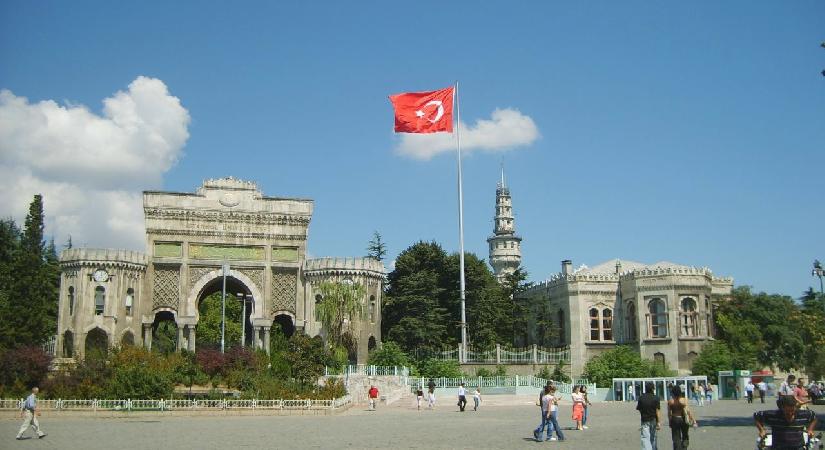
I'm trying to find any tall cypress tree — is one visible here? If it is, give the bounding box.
[0,195,59,348]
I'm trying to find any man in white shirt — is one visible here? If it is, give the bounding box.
[757,380,768,404]
[745,380,755,403]
[457,383,467,412]
[16,387,46,440]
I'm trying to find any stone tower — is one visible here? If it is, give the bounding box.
[487,167,522,282]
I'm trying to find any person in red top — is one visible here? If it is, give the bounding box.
[368,385,379,411]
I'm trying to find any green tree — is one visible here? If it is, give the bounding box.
[367,342,411,367]
[714,286,804,371]
[503,267,533,346]
[284,334,332,385]
[316,281,366,350]
[691,341,735,384]
[0,195,59,349]
[366,231,387,262]
[382,242,451,354]
[582,346,674,387]
[416,359,463,378]
[196,292,242,348]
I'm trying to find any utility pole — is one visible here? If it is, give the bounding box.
[221,262,229,353]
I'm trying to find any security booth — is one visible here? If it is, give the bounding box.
[750,370,776,399]
[612,376,709,402]
[718,370,751,399]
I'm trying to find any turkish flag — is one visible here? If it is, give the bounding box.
[389,86,454,133]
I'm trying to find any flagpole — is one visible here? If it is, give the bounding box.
[455,81,468,362]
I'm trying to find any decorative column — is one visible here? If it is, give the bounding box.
[188,326,196,352]
[177,325,184,351]
[253,326,262,349]
[263,327,271,354]
[143,324,153,350]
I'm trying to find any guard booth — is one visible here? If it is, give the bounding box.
[718,370,751,399]
[750,370,776,398]
[612,376,709,402]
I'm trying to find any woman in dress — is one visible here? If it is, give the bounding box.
[571,385,585,430]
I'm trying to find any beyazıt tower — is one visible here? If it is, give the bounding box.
[487,168,522,282]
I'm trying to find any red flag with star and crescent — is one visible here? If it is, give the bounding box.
[389,86,454,133]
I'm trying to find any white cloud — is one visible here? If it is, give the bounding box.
[0,76,190,250]
[395,108,539,160]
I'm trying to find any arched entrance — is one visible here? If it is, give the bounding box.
[85,327,108,359]
[273,314,295,338]
[63,330,74,357]
[121,330,135,347]
[152,311,177,353]
[193,275,257,349]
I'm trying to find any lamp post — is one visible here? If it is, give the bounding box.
[238,292,248,347]
[813,260,824,293]
[221,262,229,353]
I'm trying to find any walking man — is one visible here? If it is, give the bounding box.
[758,380,767,404]
[16,387,46,440]
[745,380,755,404]
[637,382,660,450]
[457,382,467,412]
[368,385,379,411]
[427,379,437,409]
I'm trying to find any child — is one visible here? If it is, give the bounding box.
[416,388,424,410]
[368,385,379,411]
[473,388,482,411]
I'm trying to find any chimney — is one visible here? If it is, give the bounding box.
[561,260,573,275]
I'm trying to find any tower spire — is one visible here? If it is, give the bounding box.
[487,167,521,282]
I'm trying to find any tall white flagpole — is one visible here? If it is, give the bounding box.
[455,82,468,362]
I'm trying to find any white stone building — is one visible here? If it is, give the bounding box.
[485,172,733,377]
[56,178,384,363]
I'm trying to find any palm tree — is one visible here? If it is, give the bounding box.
[316,281,366,350]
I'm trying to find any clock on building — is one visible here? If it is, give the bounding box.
[92,269,109,282]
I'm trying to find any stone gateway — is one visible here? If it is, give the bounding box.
[55,178,384,363]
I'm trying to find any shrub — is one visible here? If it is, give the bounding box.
[0,346,52,396]
[475,367,493,377]
[416,359,462,378]
[582,346,675,387]
[106,364,174,399]
[367,342,411,367]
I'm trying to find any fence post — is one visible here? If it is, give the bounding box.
[515,375,519,387]
[93,399,97,413]
[532,345,537,364]
[496,344,501,364]
[394,366,397,376]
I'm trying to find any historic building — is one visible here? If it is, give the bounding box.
[56,178,384,363]
[487,169,522,282]
[485,173,734,377]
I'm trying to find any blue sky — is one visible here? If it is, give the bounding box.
[1,1,823,296]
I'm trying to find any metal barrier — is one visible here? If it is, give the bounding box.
[0,396,352,412]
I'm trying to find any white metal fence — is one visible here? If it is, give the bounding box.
[415,345,570,364]
[413,375,594,395]
[0,396,352,412]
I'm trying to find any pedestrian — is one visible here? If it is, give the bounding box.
[416,388,424,410]
[667,385,696,450]
[705,384,713,405]
[695,384,704,407]
[794,378,811,410]
[745,380,755,404]
[457,382,467,412]
[368,385,379,411]
[582,385,592,429]
[571,385,585,431]
[637,382,660,450]
[16,387,46,440]
[427,378,436,409]
[534,385,552,441]
[628,383,636,401]
[779,375,796,398]
[731,383,738,401]
[757,380,767,404]
[473,387,481,411]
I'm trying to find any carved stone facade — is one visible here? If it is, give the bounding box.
[487,168,521,282]
[518,259,733,378]
[56,178,384,362]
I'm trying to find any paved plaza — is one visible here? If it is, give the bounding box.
[2,398,823,449]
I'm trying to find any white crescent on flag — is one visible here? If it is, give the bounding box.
[415,100,445,123]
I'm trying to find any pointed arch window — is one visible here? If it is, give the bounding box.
[94,286,105,315]
[680,297,698,337]
[647,298,668,338]
[125,288,134,317]
[625,302,637,342]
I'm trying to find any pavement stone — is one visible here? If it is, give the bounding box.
[1,398,822,449]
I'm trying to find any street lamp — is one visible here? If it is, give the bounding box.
[813,260,824,293]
